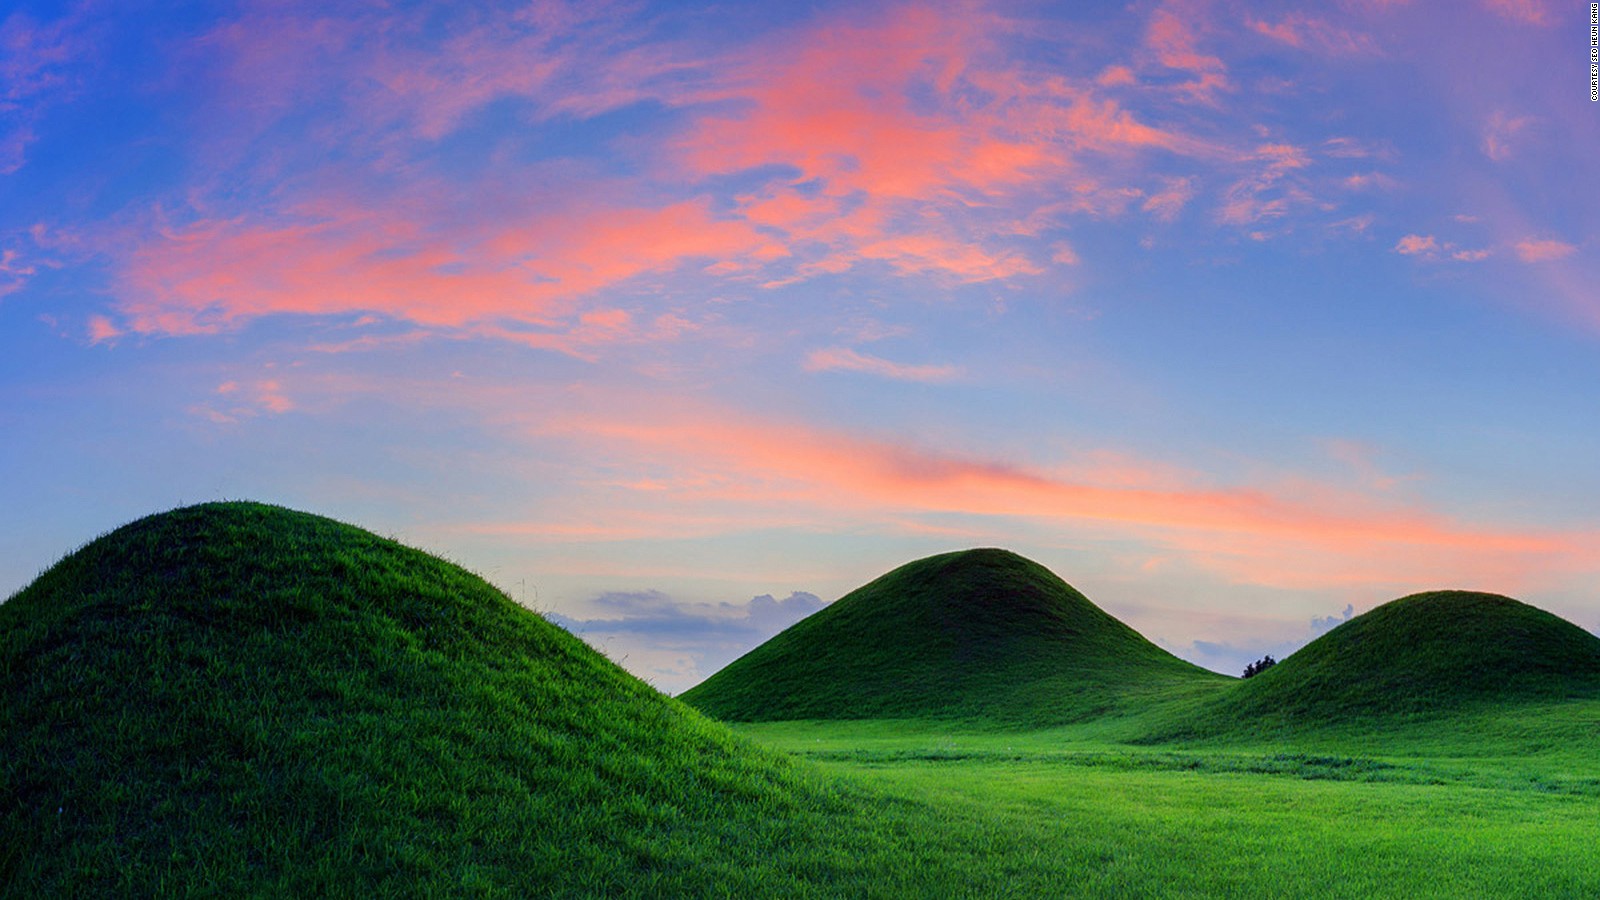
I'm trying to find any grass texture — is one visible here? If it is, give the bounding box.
[0,503,890,895]
[6,503,1600,896]
[680,548,1227,725]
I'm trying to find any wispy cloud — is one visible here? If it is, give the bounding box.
[529,397,1593,592]
[94,0,1247,348]
[1482,111,1535,162]
[189,377,296,424]
[804,346,960,382]
[1143,1,1229,102]
[1514,237,1576,262]
[1482,0,1554,26]
[0,246,36,298]
[1,7,93,175]
[1246,14,1377,55]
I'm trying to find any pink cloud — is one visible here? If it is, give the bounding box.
[190,377,295,423]
[1050,242,1080,265]
[1096,65,1136,87]
[1451,248,1491,262]
[1,11,82,101]
[86,315,121,343]
[1216,144,1313,226]
[114,196,783,346]
[0,247,35,297]
[803,347,960,382]
[1143,3,1229,102]
[675,6,1008,201]
[671,3,1202,284]
[1,7,91,174]
[1246,14,1377,55]
[0,126,32,175]
[1482,111,1535,161]
[1393,233,1438,255]
[365,7,707,140]
[854,233,1042,282]
[1482,0,1554,25]
[1514,238,1576,262]
[120,211,541,334]
[1142,177,1195,222]
[124,2,1211,341]
[1342,172,1398,191]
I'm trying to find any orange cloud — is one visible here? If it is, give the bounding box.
[533,401,1588,591]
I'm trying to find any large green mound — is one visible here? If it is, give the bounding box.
[0,502,853,895]
[1171,590,1600,738]
[680,548,1226,724]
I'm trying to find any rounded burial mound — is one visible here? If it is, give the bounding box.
[680,548,1225,724]
[0,503,842,896]
[1221,590,1600,727]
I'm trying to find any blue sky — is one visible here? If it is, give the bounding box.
[4,0,1598,691]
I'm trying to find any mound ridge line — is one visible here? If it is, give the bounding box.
[679,547,1226,724]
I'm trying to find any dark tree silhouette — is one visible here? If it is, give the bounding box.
[1242,655,1277,679]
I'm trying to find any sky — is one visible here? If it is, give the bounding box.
[3,0,1598,693]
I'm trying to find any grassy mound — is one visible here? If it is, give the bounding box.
[0,502,870,896]
[1166,590,1600,739]
[680,548,1226,725]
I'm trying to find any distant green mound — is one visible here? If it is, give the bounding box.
[0,503,852,895]
[1171,590,1600,738]
[680,548,1226,724]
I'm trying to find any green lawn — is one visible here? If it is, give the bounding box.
[739,717,1600,898]
[6,502,1599,896]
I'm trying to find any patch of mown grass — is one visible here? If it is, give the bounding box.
[680,548,1228,725]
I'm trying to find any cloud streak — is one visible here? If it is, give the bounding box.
[804,347,961,382]
[532,398,1593,592]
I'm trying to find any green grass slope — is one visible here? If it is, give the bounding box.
[680,548,1227,725]
[0,502,880,896]
[1161,590,1600,740]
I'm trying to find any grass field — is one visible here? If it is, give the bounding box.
[5,502,1599,896]
[739,717,1600,897]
